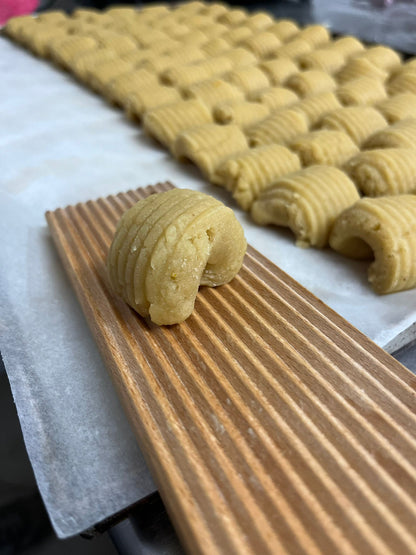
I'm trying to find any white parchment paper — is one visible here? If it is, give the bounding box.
[1,37,415,538]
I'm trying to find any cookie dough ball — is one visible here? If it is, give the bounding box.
[107,189,247,325]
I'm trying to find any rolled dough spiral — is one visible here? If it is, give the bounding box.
[107,189,247,325]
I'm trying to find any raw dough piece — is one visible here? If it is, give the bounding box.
[345,148,416,195]
[377,93,416,123]
[104,68,158,106]
[276,38,312,60]
[126,84,181,121]
[329,195,416,294]
[267,20,299,42]
[364,118,416,150]
[174,123,248,180]
[161,55,233,88]
[143,99,212,152]
[357,46,402,72]
[251,165,359,247]
[319,106,387,146]
[326,36,365,59]
[290,130,359,167]
[286,70,337,97]
[295,24,331,47]
[107,189,247,325]
[337,77,387,106]
[183,78,244,110]
[336,58,388,85]
[218,8,248,26]
[87,58,133,93]
[298,49,346,74]
[213,100,270,130]
[245,12,274,31]
[225,66,270,95]
[240,31,281,59]
[216,144,301,209]
[388,71,416,96]
[259,58,299,86]
[248,108,309,147]
[249,86,298,111]
[292,91,341,126]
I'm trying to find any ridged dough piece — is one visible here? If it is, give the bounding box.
[292,92,342,126]
[326,36,365,59]
[143,99,213,152]
[183,78,244,110]
[357,46,402,72]
[87,59,133,93]
[240,31,281,59]
[163,22,191,40]
[251,165,360,248]
[93,32,137,56]
[319,106,387,146]
[225,66,270,95]
[3,15,37,43]
[337,77,387,106]
[267,20,299,42]
[37,10,68,24]
[377,93,416,123]
[23,25,70,57]
[221,47,257,68]
[71,48,117,82]
[125,84,181,121]
[248,86,298,111]
[344,148,416,196]
[105,6,137,19]
[104,68,158,105]
[49,36,97,68]
[174,123,249,179]
[245,12,274,31]
[298,49,346,75]
[248,108,309,147]
[336,58,388,85]
[290,130,359,167]
[216,144,301,210]
[295,25,331,47]
[286,70,337,97]
[174,1,205,16]
[160,55,234,88]
[364,118,416,150]
[201,3,229,19]
[218,8,248,26]
[329,195,416,294]
[107,188,247,325]
[132,28,172,48]
[259,58,299,85]
[202,37,230,56]
[276,38,312,60]
[213,100,270,130]
[388,71,416,96]
[223,26,254,46]
[140,47,206,73]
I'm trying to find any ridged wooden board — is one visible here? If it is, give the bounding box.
[46,182,416,555]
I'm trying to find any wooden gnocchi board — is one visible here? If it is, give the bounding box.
[46,182,416,554]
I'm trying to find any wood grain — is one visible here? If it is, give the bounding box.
[46,182,416,555]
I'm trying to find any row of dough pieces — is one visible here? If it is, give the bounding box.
[4,3,416,294]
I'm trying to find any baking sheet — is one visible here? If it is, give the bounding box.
[1,36,416,538]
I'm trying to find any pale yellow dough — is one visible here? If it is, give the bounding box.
[251,165,360,248]
[329,195,416,294]
[107,189,247,325]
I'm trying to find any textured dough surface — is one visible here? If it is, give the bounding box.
[251,165,359,247]
[107,189,247,325]
[329,195,416,294]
